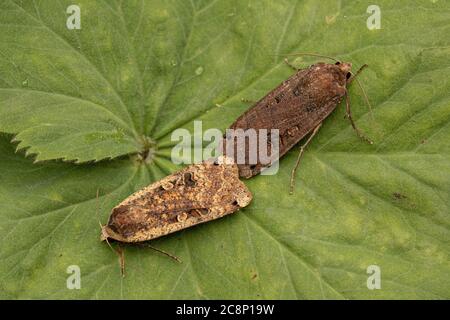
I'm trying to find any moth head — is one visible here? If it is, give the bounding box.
[235,192,252,208]
[100,225,110,241]
[335,61,352,79]
[213,155,235,165]
[232,183,253,208]
[100,225,128,242]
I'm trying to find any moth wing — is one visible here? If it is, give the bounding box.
[225,64,346,177]
[102,157,252,242]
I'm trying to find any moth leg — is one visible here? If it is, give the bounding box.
[284,58,299,71]
[117,244,126,277]
[345,93,373,145]
[104,237,126,277]
[137,242,182,263]
[347,64,374,120]
[347,64,368,84]
[289,123,322,194]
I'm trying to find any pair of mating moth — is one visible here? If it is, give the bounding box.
[101,58,372,245]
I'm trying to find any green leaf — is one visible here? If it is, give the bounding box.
[0,0,449,299]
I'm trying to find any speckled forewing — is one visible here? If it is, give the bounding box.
[224,63,348,178]
[102,157,252,242]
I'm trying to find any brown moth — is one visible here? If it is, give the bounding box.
[223,59,372,188]
[101,156,252,243]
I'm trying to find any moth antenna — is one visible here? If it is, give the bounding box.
[355,77,373,119]
[96,188,102,228]
[348,64,368,81]
[273,52,340,63]
[138,242,182,263]
[348,64,374,119]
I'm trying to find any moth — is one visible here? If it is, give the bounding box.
[222,56,372,192]
[101,156,252,243]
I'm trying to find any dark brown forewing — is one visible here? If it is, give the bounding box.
[102,157,252,242]
[224,63,348,178]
